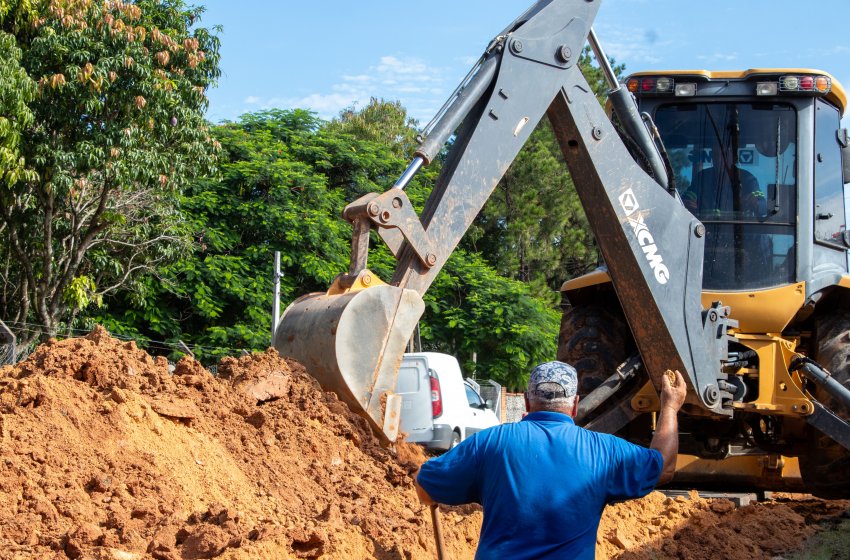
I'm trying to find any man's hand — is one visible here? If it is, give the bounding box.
[660,370,687,413]
[651,370,686,485]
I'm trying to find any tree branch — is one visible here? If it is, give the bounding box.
[39,186,56,333]
[0,197,38,316]
[48,178,115,316]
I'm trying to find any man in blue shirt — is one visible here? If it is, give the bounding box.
[415,361,687,560]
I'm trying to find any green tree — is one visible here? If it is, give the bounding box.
[98,102,561,388]
[327,97,420,160]
[96,108,416,359]
[0,31,35,189]
[0,0,220,343]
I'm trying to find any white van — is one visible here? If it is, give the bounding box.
[397,352,500,451]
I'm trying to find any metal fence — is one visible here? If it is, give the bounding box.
[0,320,17,366]
[0,343,38,366]
[0,339,38,366]
[0,320,236,370]
[505,393,527,423]
[0,343,14,366]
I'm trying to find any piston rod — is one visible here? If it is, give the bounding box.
[790,355,850,411]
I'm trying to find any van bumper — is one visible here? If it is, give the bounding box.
[424,424,454,451]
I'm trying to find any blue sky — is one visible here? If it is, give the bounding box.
[199,0,850,127]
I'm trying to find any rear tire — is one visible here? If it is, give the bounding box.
[557,304,631,396]
[799,312,850,499]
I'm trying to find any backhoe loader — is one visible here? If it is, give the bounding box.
[559,68,850,498]
[274,0,850,498]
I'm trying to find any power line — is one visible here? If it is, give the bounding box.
[1,320,252,356]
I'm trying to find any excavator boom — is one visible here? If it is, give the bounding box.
[275,0,736,440]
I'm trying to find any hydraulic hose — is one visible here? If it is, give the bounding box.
[790,355,850,411]
[575,354,642,423]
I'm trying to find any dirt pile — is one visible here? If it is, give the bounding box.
[598,491,850,559]
[0,327,847,560]
[0,327,474,559]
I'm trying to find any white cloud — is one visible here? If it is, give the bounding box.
[239,54,449,123]
[282,93,358,115]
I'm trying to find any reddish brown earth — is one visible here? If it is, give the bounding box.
[598,491,849,559]
[0,327,846,559]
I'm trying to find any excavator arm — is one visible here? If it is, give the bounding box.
[275,0,736,441]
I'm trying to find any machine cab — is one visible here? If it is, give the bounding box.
[626,70,849,293]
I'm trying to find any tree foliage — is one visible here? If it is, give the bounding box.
[0,0,221,342]
[0,31,35,187]
[327,97,420,160]
[97,101,560,388]
[97,107,415,359]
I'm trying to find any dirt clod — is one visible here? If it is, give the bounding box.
[709,498,736,514]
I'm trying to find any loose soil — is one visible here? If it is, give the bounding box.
[0,327,847,559]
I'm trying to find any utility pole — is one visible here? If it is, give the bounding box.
[272,251,283,346]
[177,340,195,359]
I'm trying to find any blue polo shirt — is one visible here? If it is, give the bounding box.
[416,411,663,559]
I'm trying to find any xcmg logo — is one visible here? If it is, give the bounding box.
[618,189,670,285]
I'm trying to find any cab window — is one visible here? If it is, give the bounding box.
[655,102,797,290]
[813,98,846,247]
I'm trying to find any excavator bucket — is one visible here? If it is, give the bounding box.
[274,275,424,443]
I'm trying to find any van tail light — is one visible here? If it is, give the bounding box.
[430,373,443,418]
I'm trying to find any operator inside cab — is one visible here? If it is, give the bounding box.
[657,103,797,290]
[692,132,762,218]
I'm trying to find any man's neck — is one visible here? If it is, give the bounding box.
[528,407,574,416]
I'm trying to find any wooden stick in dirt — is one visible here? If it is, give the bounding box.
[430,503,447,560]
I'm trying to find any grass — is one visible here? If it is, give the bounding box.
[787,518,850,560]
